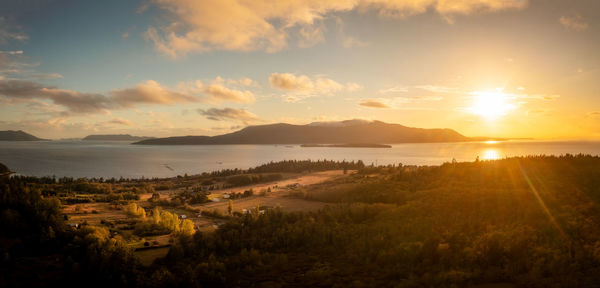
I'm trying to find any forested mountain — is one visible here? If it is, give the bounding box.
[134,120,471,145]
[0,130,47,141]
[83,134,154,141]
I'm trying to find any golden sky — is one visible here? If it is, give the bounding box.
[0,0,598,139]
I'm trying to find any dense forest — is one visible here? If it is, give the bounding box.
[2,155,600,287]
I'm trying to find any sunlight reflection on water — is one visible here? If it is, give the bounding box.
[481,149,501,160]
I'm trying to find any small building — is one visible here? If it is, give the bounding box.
[242,209,249,214]
[69,223,79,229]
[222,194,230,199]
[179,215,187,219]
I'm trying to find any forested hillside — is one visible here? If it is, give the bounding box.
[2,155,600,287]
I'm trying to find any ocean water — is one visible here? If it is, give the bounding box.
[0,140,599,178]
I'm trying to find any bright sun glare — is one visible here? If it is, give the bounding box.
[468,90,516,120]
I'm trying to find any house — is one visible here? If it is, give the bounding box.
[242,209,249,214]
[179,215,187,219]
[70,223,79,228]
[222,194,230,199]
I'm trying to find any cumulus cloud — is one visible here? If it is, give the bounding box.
[269,73,359,101]
[145,0,528,57]
[111,80,198,107]
[198,107,259,123]
[0,78,209,114]
[560,14,588,31]
[204,83,256,103]
[0,75,262,115]
[269,73,315,91]
[359,100,390,108]
[0,79,115,113]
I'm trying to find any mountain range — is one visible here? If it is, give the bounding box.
[134,120,475,145]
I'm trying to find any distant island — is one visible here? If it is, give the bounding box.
[83,134,155,141]
[301,143,392,148]
[0,130,47,141]
[134,120,476,145]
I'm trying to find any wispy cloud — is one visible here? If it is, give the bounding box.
[359,100,390,108]
[106,118,134,126]
[0,17,28,44]
[378,86,409,94]
[198,107,259,123]
[560,14,588,31]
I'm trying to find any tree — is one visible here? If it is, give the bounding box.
[180,219,195,236]
[228,200,233,216]
[126,203,146,218]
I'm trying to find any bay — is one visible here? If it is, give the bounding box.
[0,140,598,178]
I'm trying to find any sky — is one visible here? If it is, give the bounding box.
[0,0,598,140]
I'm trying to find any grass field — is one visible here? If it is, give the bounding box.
[61,169,347,263]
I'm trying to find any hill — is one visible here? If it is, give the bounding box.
[0,130,47,141]
[134,120,471,145]
[83,134,155,141]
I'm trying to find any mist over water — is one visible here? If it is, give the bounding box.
[1,140,599,178]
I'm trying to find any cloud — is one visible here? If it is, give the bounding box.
[111,80,198,107]
[0,79,114,114]
[298,23,326,48]
[336,17,369,48]
[378,84,459,95]
[237,77,259,87]
[359,100,390,108]
[414,85,458,93]
[378,86,409,94]
[198,107,259,123]
[586,111,600,119]
[269,73,314,91]
[107,118,134,126]
[560,14,588,31]
[269,73,359,101]
[204,83,256,103]
[32,73,64,79]
[145,0,528,57]
[1,50,63,81]
[0,50,23,55]
[176,77,258,103]
[0,17,28,44]
[346,82,363,92]
[0,79,207,114]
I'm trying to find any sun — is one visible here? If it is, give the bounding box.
[468,90,516,120]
